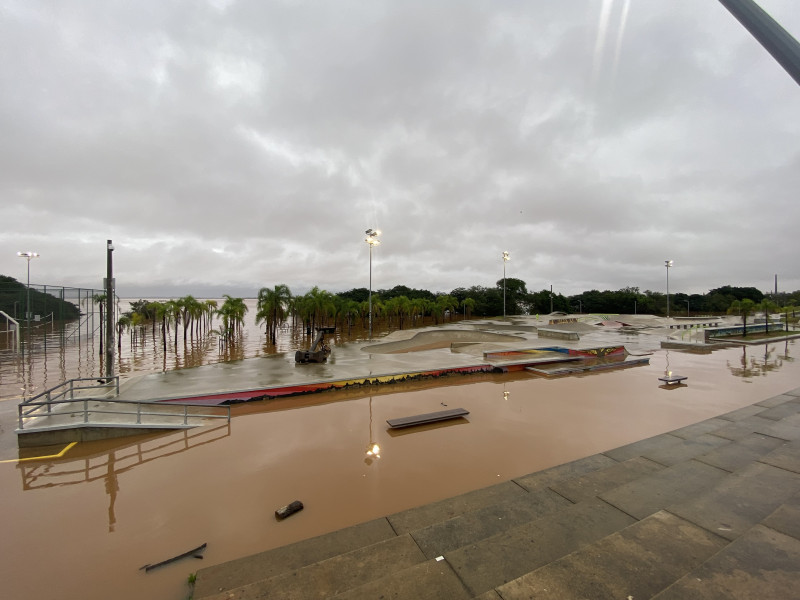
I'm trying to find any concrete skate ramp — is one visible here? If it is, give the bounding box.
[363,330,522,354]
[544,321,597,333]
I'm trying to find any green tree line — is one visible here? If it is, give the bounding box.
[0,275,81,320]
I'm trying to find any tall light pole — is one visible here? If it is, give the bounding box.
[17,251,39,340]
[502,251,510,318]
[105,240,115,379]
[365,229,381,339]
[665,260,673,318]
[686,300,690,317]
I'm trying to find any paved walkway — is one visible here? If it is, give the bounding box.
[193,388,800,600]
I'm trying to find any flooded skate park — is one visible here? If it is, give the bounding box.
[1,305,799,600]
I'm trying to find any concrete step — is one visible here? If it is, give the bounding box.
[408,456,664,560]
[491,510,728,599]
[195,453,652,599]
[445,498,638,597]
[668,458,800,542]
[652,495,800,600]
[193,518,396,598]
[328,558,473,600]
[482,436,800,600]
[200,533,426,600]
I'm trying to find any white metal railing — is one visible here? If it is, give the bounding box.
[0,310,20,352]
[19,376,120,414]
[17,377,230,431]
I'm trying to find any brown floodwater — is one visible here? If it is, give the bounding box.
[0,298,433,403]
[1,337,798,600]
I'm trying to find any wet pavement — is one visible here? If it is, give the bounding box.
[111,315,685,404]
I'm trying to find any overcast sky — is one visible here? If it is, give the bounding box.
[2,0,798,299]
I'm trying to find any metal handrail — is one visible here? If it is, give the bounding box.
[18,396,230,431]
[20,376,120,406]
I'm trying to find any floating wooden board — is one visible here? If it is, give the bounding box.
[387,408,469,429]
[658,374,688,384]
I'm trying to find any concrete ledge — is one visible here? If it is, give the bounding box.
[16,424,193,448]
[537,328,579,340]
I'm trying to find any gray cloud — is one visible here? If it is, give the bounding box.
[2,0,798,299]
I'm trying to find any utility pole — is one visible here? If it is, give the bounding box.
[718,0,800,86]
[105,240,115,379]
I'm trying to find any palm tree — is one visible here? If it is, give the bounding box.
[165,299,182,348]
[217,295,248,341]
[383,297,400,328]
[314,287,337,328]
[461,297,476,319]
[343,300,361,335]
[410,298,427,327]
[149,301,168,352]
[779,305,796,332]
[178,295,202,343]
[93,293,106,355]
[728,298,756,337]
[203,299,218,334]
[256,284,292,343]
[130,311,146,346]
[757,299,777,335]
[146,301,162,338]
[436,295,459,322]
[117,314,132,351]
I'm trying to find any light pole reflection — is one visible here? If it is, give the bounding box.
[365,397,381,465]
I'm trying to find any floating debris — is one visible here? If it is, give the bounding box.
[658,374,688,385]
[275,500,304,520]
[140,542,207,572]
[387,408,469,429]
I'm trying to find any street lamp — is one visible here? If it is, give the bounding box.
[365,229,381,339]
[686,300,690,317]
[17,251,39,332]
[665,260,673,318]
[502,251,510,318]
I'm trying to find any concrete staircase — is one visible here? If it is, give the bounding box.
[193,389,800,600]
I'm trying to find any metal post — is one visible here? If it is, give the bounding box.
[369,243,373,338]
[365,229,380,339]
[718,0,800,86]
[665,260,673,318]
[105,240,115,379]
[17,251,39,353]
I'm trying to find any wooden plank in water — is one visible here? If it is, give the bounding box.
[658,374,688,384]
[387,408,469,429]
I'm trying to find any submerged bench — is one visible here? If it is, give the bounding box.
[386,408,469,429]
[658,374,688,385]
